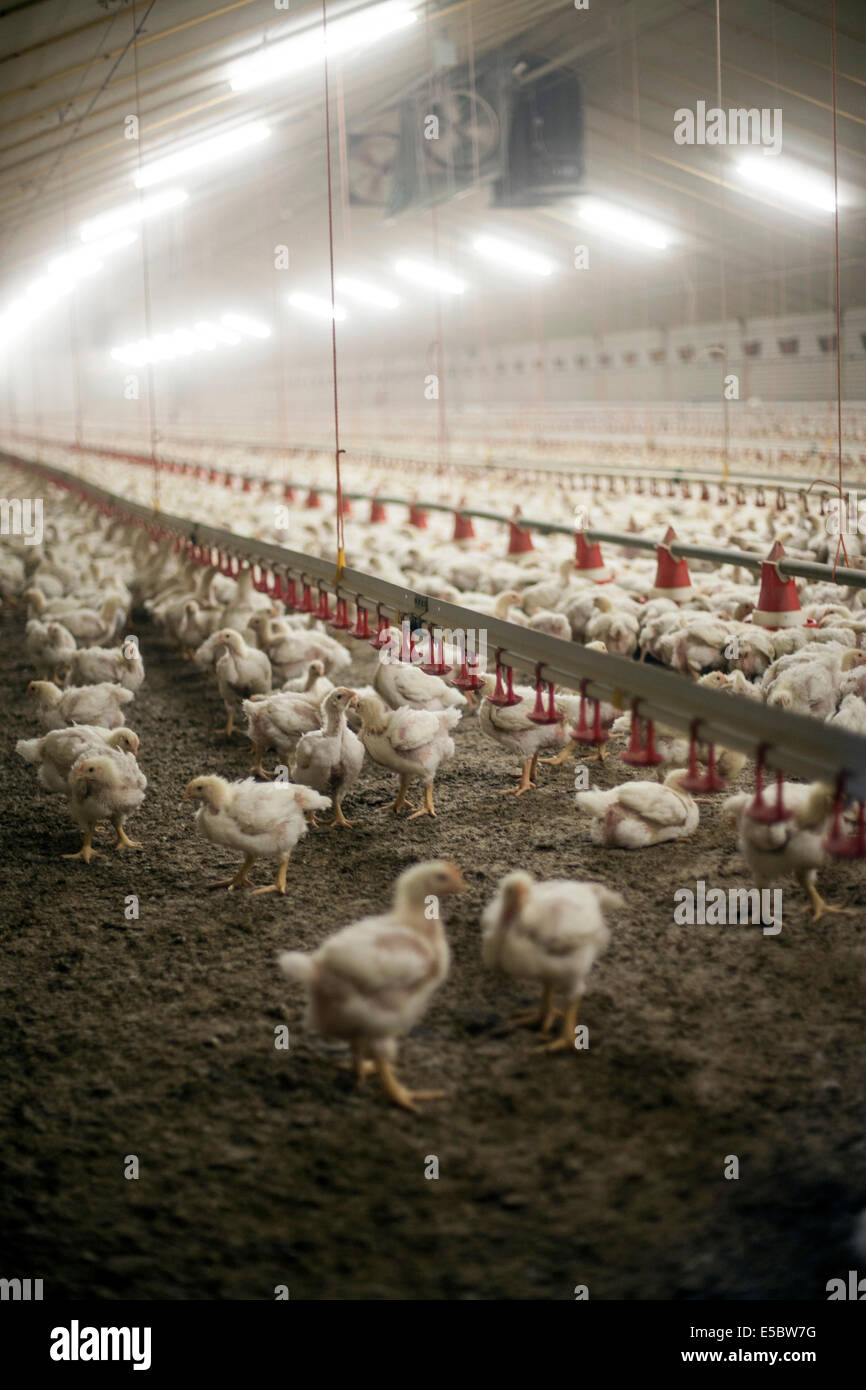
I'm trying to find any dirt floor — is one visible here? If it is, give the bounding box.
[2,608,866,1302]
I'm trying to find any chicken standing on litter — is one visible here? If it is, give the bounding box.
[278,861,465,1110]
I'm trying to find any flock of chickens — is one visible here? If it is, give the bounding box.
[3,452,864,1109]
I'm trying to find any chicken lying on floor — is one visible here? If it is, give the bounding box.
[26,679,135,731]
[481,872,622,1052]
[184,775,330,894]
[356,694,459,819]
[290,688,364,829]
[575,770,699,847]
[17,725,139,793]
[62,640,145,692]
[66,748,147,863]
[723,781,855,923]
[25,618,76,680]
[278,861,465,1110]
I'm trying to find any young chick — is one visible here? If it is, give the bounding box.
[184,775,330,894]
[278,860,465,1110]
[210,629,272,736]
[478,675,569,793]
[17,725,139,793]
[356,693,459,818]
[723,782,854,922]
[242,690,322,777]
[291,688,364,829]
[575,770,699,847]
[66,749,147,862]
[26,679,134,731]
[25,618,76,679]
[482,872,622,1051]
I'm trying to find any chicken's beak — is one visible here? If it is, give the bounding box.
[182,784,194,800]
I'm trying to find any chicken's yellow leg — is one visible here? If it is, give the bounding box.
[383,774,414,814]
[408,783,436,820]
[500,758,535,795]
[539,745,574,767]
[250,743,273,778]
[63,828,101,864]
[113,819,142,850]
[538,999,580,1053]
[329,801,359,829]
[224,707,235,738]
[511,983,559,1030]
[376,1057,445,1113]
[252,856,290,896]
[209,854,258,890]
[804,877,855,922]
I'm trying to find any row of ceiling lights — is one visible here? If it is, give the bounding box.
[0,1,842,356]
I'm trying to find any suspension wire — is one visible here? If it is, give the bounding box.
[424,0,448,465]
[60,170,84,450]
[714,0,729,481]
[321,0,346,579]
[131,0,161,513]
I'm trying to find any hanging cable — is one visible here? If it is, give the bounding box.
[321,0,346,581]
[131,0,161,513]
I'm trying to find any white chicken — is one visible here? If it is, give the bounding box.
[17,725,139,793]
[278,860,465,1110]
[575,770,699,847]
[481,872,622,1051]
[356,693,458,818]
[66,748,147,862]
[26,619,76,679]
[243,690,322,777]
[203,628,272,736]
[478,675,569,793]
[63,641,145,692]
[373,655,466,712]
[290,688,364,829]
[762,643,852,718]
[26,679,134,731]
[184,774,330,894]
[723,782,854,922]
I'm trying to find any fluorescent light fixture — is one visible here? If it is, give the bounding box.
[80,190,188,241]
[132,124,270,189]
[395,258,465,294]
[287,291,346,322]
[221,311,271,338]
[473,234,554,277]
[110,310,268,366]
[576,198,669,250]
[230,1,417,93]
[736,156,836,213]
[335,276,399,310]
[195,320,241,346]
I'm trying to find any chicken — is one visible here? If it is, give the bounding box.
[66,749,147,862]
[356,694,459,818]
[17,725,139,793]
[278,861,465,1110]
[478,675,569,793]
[47,595,127,646]
[280,659,333,701]
[829,693,866,735]
[761,644,852,718]
[723,782,854,922]
[25,619,76,679]
[184,775,330,894]
[291,688,364,829]
[62,641,145,692]
[243,690,322,777]
[481,872,622,1051]
[373,655,466,712]
[247,613,350,682]
[206,628,272,736]
[26,679,134,731]
[575,770,699,847]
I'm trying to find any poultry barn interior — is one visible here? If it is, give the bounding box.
[3,0,866,1316]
